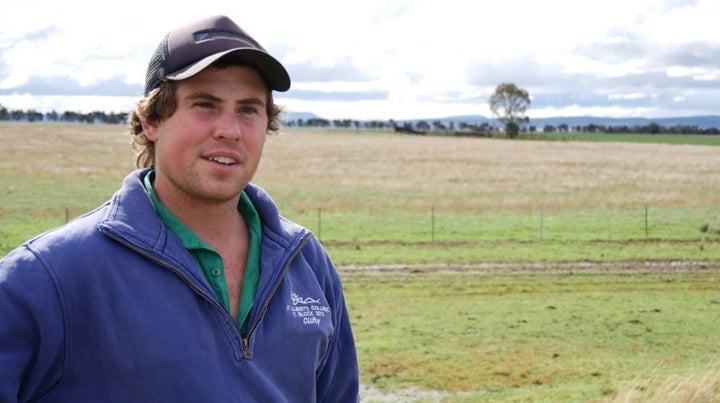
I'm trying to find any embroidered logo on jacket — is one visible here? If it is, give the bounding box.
[287,291,330,326]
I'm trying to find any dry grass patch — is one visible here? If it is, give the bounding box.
[0,122,134,181]
[257,129,720,212]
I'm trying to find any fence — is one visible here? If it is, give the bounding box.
[289,206,719,244]
[2,206,717,258]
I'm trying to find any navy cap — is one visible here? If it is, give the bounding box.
[144,15,290,95]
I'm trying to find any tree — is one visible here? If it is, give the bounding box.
[488,82,531,139]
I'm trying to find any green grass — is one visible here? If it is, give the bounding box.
[4,195,719,263]
[328,239,720,266]
[518,132,720,146]
[286,207,719,243]
[346,269,720,401]
[279,207,720,265]
[0,175,123,255]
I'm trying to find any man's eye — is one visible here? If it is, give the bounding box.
[195,102,215,109]
[240,106,259,114]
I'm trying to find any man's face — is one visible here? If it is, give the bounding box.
[143,65,269,208]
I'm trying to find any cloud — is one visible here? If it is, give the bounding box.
[0,75,140,97]
[8,25,61,43]
[286,61,374,83]
[287,89,388,102]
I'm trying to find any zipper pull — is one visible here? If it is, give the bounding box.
[242,337,252,359]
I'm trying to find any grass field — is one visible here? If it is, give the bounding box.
[254,127,720,266]
[518,132,720,146]
[1,122,719,401]
[345,267,720,402]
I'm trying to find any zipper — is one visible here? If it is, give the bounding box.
[241,234,314,358]
[242,338,251,359]
[103,230,244,339]
[105,228,315,361]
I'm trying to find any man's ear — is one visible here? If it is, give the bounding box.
[141,117,160,142]
[142,120,158,143]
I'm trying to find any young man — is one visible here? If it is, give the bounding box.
[0,15,359,402]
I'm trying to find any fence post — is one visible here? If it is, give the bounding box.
[431,206,435,244]
[317,207,322,242]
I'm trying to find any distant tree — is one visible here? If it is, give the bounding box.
[416,120,430,131]
[647,122,661,135]
[10,109,25,121]
[27,110,43,122]
[45,111,58,121]
[489,82,531,139]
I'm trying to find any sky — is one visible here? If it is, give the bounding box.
[1,0,719,121]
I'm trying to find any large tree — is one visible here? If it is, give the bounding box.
[489,83,531,139]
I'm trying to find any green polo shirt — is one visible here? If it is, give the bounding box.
[143,171,261,334]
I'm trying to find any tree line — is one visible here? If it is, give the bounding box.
[289,117,720,136]
[0,105,127,125]
[1,103,718,136]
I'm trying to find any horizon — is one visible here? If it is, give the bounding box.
[3,101,720,130]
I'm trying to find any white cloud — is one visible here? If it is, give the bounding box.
[0,94,137,114]
[608,93,653,101]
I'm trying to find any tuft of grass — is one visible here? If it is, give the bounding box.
[609,369,720,402]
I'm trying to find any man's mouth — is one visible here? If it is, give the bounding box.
[206,156,238,165]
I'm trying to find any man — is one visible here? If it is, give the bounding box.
[0,15,359,402]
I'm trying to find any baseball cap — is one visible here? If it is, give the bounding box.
[144,15,290,95]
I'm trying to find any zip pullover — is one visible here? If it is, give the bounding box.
[0,169,359,402]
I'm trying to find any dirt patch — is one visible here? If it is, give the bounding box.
[359,385,468,402]
[339,260,720,276]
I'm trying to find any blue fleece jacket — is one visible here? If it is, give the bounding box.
[0,169,359,402]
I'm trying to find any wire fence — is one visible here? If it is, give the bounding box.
[290,206,720,244]
[2,206,718,257]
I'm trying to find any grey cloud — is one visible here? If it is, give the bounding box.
[0,55,7,81]
[659,41,720,67]
[577,36,720,71]
[0,25,61,45]
[286,88,388,102]
[573,36,645,63]
[0,75,141,97]
[0,27,63,82]
[286,61,374,82]
[19,25,61,42]
[591,69,720,92]
[463,37,720,114]
[281,60,389,102]
[466,57,577,88]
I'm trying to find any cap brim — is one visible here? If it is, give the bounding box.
[165,48,291,92]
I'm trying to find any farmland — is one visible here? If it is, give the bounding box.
[1,122,719,401]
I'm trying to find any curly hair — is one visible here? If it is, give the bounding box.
[126,61,284,168]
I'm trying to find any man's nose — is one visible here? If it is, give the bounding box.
[215,112,242,141]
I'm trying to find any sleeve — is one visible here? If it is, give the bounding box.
[313,247,360,403]
[0,246,66,403]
